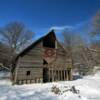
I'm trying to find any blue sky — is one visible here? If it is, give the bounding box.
[0,0,100,36]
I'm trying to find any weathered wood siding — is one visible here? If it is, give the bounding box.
[42,41,72,81]
[14,42,43,83]
[55,41,72,68]
[13,31,72,84]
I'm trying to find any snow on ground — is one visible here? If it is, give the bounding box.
[0,71,10,79]
[0,71,100,100]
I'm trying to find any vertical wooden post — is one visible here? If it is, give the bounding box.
[60,69,62,81]
[58,70,59,81]
[48,68,50,82]
[58,69,59,81]
[57,69,58,81]
[64,70,65,81]
[65,70,67,80]
[14,58,20,84]
[53,70,55,81]
[67,70,68,81]
[56,70,58,81]
[59,69,60,81]
[70,69,73,80]
[55,41,57,49]
[52,68,54,82]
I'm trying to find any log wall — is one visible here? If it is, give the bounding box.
[14,42,43,84]
[14,35,72,84]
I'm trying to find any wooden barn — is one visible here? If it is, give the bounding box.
[12,30,72,84]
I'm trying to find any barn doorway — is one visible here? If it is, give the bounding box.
[43,68,49,83]
[67,69,71,80]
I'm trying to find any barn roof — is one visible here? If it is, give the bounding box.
[16,29,57,60]
[11,29,67,73]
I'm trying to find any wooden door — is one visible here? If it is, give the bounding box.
[43,68,49,83]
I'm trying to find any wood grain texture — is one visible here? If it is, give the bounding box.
[13,31,72,84]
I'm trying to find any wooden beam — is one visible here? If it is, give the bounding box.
[53,70,54,81]
[64,70,65,80]
[61,70,62,81]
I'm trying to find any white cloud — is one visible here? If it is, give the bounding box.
[50,25,73,31]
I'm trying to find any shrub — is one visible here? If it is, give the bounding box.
[51,85,61,94]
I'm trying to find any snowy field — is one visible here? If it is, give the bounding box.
[0,71,100,100]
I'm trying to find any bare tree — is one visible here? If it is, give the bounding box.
[0,22,34,66]
[62,30,84,63]
[62,31,83,73]
[90,10,100,36]
[62,30,73,63]
[0,42,10,66]
[88,11,100,65]
[89,11,100,49]
[62,30,95,75]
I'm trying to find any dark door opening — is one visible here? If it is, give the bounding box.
[43,68,49,83]
[62,70,64,80]
[43,59,48,65]
[68,69,71,80]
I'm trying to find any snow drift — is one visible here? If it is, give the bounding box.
[0,71,100,100]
